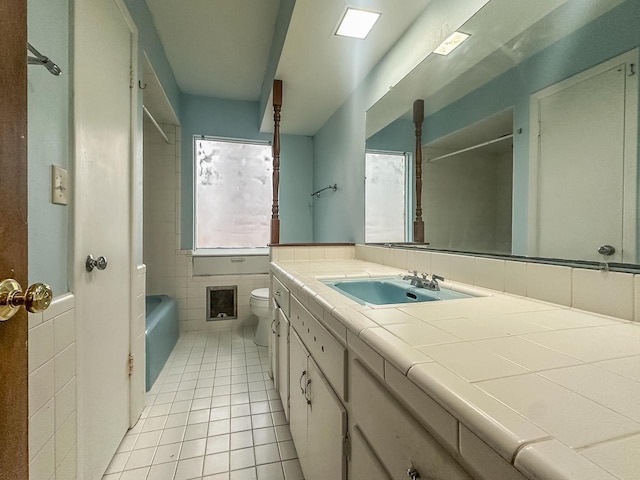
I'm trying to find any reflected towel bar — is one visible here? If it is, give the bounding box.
[311,184,338,198]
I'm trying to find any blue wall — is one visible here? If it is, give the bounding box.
[180,94,314,248]
[367,118,414,153]
[123,0,181,120]
[28,0,71,294]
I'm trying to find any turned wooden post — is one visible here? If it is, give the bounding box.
[413,99,425,242]
[270,80,282,244]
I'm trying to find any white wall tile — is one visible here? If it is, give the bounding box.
[474,258,505,292]
[29,398,54,461]
[504,261,527,296]
[525,263,572,306]
[29,320,54,374]
[53,309,75,354]
[29,360,54,417]
[55,377,76,429]
[573,269,633,320]
[431,253,451,279]
[29,436,55,480]
[449,254,475,285]
[54,344,76,391]
[55,413,76,467]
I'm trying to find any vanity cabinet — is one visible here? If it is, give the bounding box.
[350,359,472,480]
[270,276,290,389]
[289,329,347,480]
[349,425,391,480]
[277,308,290,420]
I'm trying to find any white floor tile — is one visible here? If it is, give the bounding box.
[108,328,297,480]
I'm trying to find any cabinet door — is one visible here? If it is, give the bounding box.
[351,360,472,480]
[277,311,290,420]
[270,301,279,381]
[288,330,309,473]
[307,356,347,480]
[350,426,391,480]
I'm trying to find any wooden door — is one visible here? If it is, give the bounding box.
[74,0,134,478]
[0,0,29,478]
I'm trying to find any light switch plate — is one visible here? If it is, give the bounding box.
[51,165,68,205]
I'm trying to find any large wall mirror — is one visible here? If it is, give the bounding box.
[366,0,640,267]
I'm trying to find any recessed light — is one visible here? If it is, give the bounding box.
[335,8,381,39]
[433,31,470,55]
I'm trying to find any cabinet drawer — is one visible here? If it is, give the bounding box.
[350,426,391,480]
[272,275,290,317]
[351,359,472,480]
[290,296,347,401]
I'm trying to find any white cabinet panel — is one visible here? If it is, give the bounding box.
[277,310,290,421]
[350,426,391,480]
[351,360,472,480]
[307,356,346,480]
[289,330,309,473]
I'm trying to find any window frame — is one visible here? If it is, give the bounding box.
[364,149,414,243]
[192,135,273,255]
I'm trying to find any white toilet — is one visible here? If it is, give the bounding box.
[250,288,270,347]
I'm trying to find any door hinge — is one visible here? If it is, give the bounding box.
[129,67,134,89]
[128,354,134,376]
[343,430,351,460]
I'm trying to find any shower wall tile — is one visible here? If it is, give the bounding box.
[28,294,76,480]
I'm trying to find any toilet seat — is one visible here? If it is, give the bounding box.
[250,288,270,301]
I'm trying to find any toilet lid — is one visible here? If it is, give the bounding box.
[251,288,270,300]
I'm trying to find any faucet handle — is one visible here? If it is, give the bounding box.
[421,273,428,280]
[413,270,418,276]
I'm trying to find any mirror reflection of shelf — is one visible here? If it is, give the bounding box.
[427,133,513,163]
[424,108,514,162]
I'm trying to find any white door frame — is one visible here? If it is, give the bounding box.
[528,48,638,262]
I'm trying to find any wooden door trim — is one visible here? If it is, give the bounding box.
[0,0,29,477]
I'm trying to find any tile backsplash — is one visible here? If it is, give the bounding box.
[354,245,638,322]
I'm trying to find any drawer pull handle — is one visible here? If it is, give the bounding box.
[299,370,307,394]
[407,467,420,479]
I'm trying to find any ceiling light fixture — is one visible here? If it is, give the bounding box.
[433,31,470,55]
[335,8,381,39]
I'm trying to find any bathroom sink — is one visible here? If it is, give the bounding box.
[323,277,472,306]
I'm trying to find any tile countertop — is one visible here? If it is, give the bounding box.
[271,259,640,480]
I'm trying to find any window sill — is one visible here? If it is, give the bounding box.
[192,248,269,257]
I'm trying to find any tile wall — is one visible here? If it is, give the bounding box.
[143,121,268,333]
[28,294,76,480]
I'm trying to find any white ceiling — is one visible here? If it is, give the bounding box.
[145,0,431,134]
[145,0,281,100]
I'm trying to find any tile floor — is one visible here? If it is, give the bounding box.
[102,326,304,480]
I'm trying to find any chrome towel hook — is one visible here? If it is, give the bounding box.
[27,42,62,76]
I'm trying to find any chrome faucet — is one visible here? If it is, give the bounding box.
[402,271,444,291]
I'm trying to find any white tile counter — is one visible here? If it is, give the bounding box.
[271,257,640,480]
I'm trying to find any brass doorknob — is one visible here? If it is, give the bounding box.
[0,279,53,321]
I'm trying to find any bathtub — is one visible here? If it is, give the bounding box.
[145,295,179,391]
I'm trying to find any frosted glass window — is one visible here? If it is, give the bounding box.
[365,152,408,243]
[195,138,272,249]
